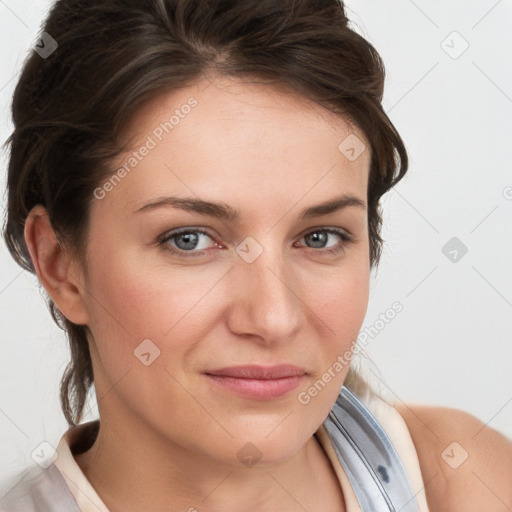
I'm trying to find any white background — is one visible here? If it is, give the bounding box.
[1,0,511,486]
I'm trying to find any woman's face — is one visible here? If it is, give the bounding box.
[79,75,371,467]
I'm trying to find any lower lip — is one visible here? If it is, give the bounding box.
[205,374,305,400]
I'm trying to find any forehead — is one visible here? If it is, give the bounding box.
[126,74,364,138]
[99,75,370,217]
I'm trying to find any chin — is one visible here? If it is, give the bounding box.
[228,443,302,470]
[216,424,310,469]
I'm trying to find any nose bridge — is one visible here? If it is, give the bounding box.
[228,238,302,342]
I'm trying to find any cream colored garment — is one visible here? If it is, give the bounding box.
[47,392,430,512]
[52,426,109,512]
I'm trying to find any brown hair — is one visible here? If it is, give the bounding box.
[3,0,408,426]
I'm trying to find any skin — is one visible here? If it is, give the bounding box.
[23,74,512,511]
[396,403,512,511]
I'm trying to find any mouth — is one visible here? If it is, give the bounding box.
[204,364,307,400]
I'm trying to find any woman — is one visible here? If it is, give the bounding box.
[1,0,511,510]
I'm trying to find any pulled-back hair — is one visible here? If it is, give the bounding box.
[3,0,408,426]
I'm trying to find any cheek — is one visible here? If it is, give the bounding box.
[310,253,370,342]
[300,255,370,394]
[84,263,171,342]
[81,246,223,376]
[80,251,221,437]
[320,267,368,316]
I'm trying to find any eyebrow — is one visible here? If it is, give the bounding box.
[134,193,366,221]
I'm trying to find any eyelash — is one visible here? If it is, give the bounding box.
[158,227,354,258]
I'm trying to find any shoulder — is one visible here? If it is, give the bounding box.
[395,402,512,512]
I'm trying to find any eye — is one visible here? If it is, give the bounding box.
[159,226,354,258]
[296,228,354,255]
[159,228,220,257]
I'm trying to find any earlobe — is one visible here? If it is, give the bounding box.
[24,205,89,325]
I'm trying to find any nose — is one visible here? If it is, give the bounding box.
[226,242,303,345]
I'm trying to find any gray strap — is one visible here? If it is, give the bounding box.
[323,386,420,512]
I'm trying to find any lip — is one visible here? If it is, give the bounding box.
[204,364,306,400]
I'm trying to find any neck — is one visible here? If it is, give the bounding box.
[73,412,345,512]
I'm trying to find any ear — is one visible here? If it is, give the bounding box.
[24,205,89,325]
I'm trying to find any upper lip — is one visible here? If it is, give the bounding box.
[205,364,306,379]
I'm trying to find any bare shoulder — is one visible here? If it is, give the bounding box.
[395,402,512,512]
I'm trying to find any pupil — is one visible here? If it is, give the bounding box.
[307,231,327,248]
[176,232,198,250]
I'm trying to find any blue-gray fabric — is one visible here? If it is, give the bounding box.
[324,387,420,511]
